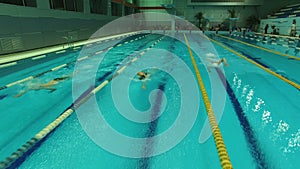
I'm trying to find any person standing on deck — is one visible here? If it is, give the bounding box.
[264,24,269,34]
[290,19,297,37]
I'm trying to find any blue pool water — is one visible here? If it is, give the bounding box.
[0,32,300,169]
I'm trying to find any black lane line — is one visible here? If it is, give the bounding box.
[215,67,268,169]
[139,83,166,169]
[7,69,127,168]
[138,36,177,169]
[214,34,300,85]
[0,94,8,100]
[5,71,114,169]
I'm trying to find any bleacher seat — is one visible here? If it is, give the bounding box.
[268,3,300,18]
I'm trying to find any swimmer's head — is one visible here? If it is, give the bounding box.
[137,72,147,80]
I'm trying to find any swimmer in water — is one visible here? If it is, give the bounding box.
[14,75,72,98]
[137,72,148,80]
[136,71,150,90]
[206,53,229,72]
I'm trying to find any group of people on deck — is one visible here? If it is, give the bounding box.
[264,19,298,37]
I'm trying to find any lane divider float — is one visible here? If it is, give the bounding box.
[0,36,164,169]
[0,62,17,68]
[31,55,46,60]
[77,56,89,61]
[217,34,300,61]
[51,64,67,71]
[0,34,149,91]
[208,36,300,90]
[1,32,140,68]
[55,50,66,54]
[6,76,34,88]
[183,33,233,169]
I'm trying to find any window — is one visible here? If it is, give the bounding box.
[90,0,107,15]
[0,0,37,7]
[125,6,133,15]
[65,0,83,12]
[50,0,64,10]
[49,0,83,12]
[111,2,122,16]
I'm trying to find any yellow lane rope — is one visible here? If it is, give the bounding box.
[207,36,300,90]
[216,34,300,61]
[0,36,164,169]
[183,33,233,169]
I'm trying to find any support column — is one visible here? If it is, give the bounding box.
[171,16,175,31]
[36,0,50,9]
[122,3,125,16]
[83,0,90,14]
[107,0,112,16]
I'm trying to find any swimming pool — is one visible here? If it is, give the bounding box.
[0,31,299,169]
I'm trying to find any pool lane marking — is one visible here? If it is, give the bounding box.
[1,33,150,90]
[214,68,268,169]
[139,38,172,167]
[51,64,67,71]
[183,33,233,169]
[73,46,81,50]
[189,34,268,168]
[208,36,300,90]
[0,32,142,68]
[0,34,149,91]
[55,50,66,54]
[0,55,137,169]
[95,50,103,54]
[222,42,300,86]
[222,42,269,68]
[216,34,300,61]
[0,36,164,169]
[139,37,172,168]
[0,62,17,68]
[131,57,138,62]
[31,55,46,60]
[139,83,166,169]
[77,56,89,61]
[3,63,67,89]
[6,76,34,88]
[1,32,141,66]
